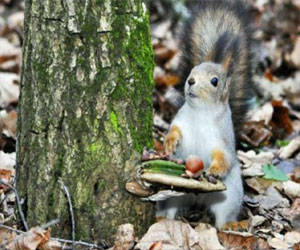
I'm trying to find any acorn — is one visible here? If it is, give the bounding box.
[185,155,204,178]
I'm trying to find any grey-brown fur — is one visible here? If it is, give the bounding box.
[179,0,254,140]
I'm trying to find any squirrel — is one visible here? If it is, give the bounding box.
[156,0,254,228]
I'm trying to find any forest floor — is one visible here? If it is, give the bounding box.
[0,0,299,249]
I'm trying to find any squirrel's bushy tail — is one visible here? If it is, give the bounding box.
[179,0,254,139]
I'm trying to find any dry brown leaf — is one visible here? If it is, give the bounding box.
[238,150,274,177]
[279,136,300,159]
[155,73,180,87]
[6,227,50,250]
[282,180,300,199]
[135,219,201,250]
[111,224,135,250]
[292,120,300,133]
[284,231,300,245]
[268,237,289,249]
[291,167,300,183]
[245,177,265,194]
[249,102,274,125]
[269,100,293,138]
[0,38,21,64]
[154,45,177,65]
[0,227,17,247]
[283,198,300,231]
[217,231,256,250]
[288,36,300,68]
[0,151,15,170]
[0,169,13,191]
[0,72,19,108]
[0,110,18,139]
[250,215,266,228]
[240,121,272,147]
[282,72,300,107]
[7,12,24,30]
[256,238,271,250]
[195,223,225,250]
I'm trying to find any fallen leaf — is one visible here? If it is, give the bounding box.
[155,73,180,87]
[0,72,19,108]
[7,12,24,30]
[7,227,50,250]
[0,228,17,247]
[288,36,300,68]
[195,223,225,250]
[217,231,256,250]
[281,180,300,199]
[111,224,135,250]
[240,121,272,147]
[259,186,284,210]
[268,237,288,249]
[269,100,293,138]
[256,238,271,250]
[279,136,300,159]
[0,169,13,191]
[283,198,300,231]
[284,231,300,245]
[238,150,274,166]
[135,219,201,250]
[154,46,177,65]
[262,164,289,181]
[0,110,18,139]
[291,167,300,183]
[249,102,274,125]
[250,215,266,228]
[0,151,16,170]
[245,178,265,194]
[0,38,21,65]
[238,150,274,177]
[282,72,300,106]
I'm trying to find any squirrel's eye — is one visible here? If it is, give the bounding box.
[210,77,218,87]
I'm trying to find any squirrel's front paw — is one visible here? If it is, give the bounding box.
[206,162,228,179]
[205,149,229,179]
[164,126,182,155]
[164,135,180,155]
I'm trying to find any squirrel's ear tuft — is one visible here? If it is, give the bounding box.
[205,50,213,61]
[221,53,232,73]
[221,77,231,103]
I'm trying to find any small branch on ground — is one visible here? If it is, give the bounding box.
[0,179,28,231]
[0,224,105,249]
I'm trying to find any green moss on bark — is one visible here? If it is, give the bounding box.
[17,0,155,244]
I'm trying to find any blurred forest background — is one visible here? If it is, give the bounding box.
[0,0,299,249]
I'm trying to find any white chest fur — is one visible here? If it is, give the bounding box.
[172,101,235,169]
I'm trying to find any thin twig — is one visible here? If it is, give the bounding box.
[51,238,105,249]
[41,218,60,229]
[59,179,75,250]
[0,179,28,231]
[0,224,104,249]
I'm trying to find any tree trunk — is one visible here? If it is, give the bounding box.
[17,0,155,243]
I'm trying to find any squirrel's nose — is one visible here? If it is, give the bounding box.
[188,78,195,86]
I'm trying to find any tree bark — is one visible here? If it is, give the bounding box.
[17,0,155,243]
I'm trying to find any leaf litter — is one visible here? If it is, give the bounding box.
[0,0,300,249]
